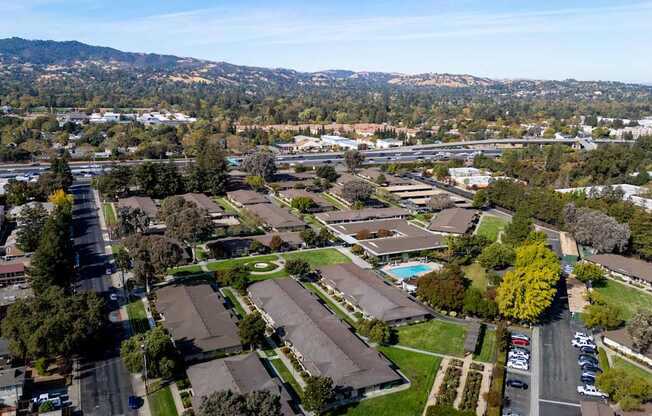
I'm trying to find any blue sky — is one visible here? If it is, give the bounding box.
[1,0,651,82]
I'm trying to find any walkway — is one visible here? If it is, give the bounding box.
[336,246,372,269]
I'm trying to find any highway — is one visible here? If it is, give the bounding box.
[71,182,136,416]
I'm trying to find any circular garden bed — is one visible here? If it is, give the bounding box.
[244,261,279,272]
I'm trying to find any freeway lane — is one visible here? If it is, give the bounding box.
[72,182,136,416]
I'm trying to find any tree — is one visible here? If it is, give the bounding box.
[344,149,365,173]
[375,173,387,185]
[291,196,316,213]
[134,162,184,199]
[2,287,106,362]
[245,175,266,191]
[303,376,334,414]
[357,319,392,344]
[238,313,267,348]
[114,246,132,291]
[416,265,467,311]
[15,202,48,252]
[563,203,630,253]
[351,244,365,256]
[316,165,339,182]
[477,243,515,270]
[249,239,268,254]
[116,207,150,237]
[47,156,73,192]
[160,197,214,260]
[355,229,372,240]
[428,194,455,211]
[93,165,132,198]
[572,262,605,284]
[446,234,489,265]
[29,207,75,293]
[463,288,498,319]
[241,150,277,180]
[48,189,73,209]
[215,265,251,294]
[377,228,392,238]
[186,138,230,195]
[430,164,450,181]
[196,390,281,416]
[628,311,652,354]
[268,235,285,252]
[120,326,180,379]
[4,180,35,206]
[472,190,489,209]
[340,179,373,204]
[426,404,475,416]
[124,235,184,285]
[502,208,534,246]
[496,243,561,322]
[285,259,311,278]
[582,301,624,330]
[629,210,652,260]
[596,368,652,410]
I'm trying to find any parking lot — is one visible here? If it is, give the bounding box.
[539,279,585,416]
[504,371,531,416]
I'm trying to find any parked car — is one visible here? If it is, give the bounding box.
[579,345,597,354]
[577,385,608,399]
[511,333,530,342]
[128,396,141,410]
[109,293,118,301]
[581,364,603,373]
[506,379,529,389]
[578,354,598,364]
[507,360,529,371]
[572,338,596,348]
[508,351,530,360]
[511,338,529,347]
[510,346,530,354]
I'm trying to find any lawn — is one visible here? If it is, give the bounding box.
[321,193,348,210]
[597,347,610,370]
[463,263,488,292]
[169,264,204,276]
[206,254,279,272]
[593,279,652,321]
[269,358,303,397]
[475,215,509,242]
[397,320,466,357]
[328,346,442,416]
[222,288,246,318]
[304,282,356,326]
[612,357,652,384]
[126,298,150,334]
[281,248,351,268]
[102,203,117,226]
[148,384,178,416]
[474,328,496,363]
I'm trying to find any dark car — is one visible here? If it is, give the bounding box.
[581,363,603,373]
[506,379,529,390]
[579,345,597,354]
[578,354,598,363]
[128,396,141,410]
[580,375,596,384]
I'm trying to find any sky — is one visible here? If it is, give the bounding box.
[1,0,651,83]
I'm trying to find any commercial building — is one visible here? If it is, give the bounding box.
[318,263,429,325]
[226,190,269,207]
[245,204,306,232]
[315,207,409,225]
[0,263,27,287]
[249,278,402,402]
[375,139,403,149]
[556,184,652,212]
[278,189,334,212]
[586,254,652,289]
[157,284,242,361]
[187,353,296,415]
[321,135,359,150]
[427,208,479,235]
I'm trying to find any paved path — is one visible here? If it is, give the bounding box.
[336,246,372,269]
[476,363,493,416]
[169,382,186,415]
[393,344,450,358]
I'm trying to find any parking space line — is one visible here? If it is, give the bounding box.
[539,399,581,407]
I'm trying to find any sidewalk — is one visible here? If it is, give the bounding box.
[336,246,372,269]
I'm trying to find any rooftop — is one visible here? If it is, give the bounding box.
[117,196,158,219]
[329,218,432,238]
[249,278,400,391]
[315,207,408,224]
[357,234,445,256]
[180,193,224,215]
[278,189,334,209]
[587,254,652,283]
[157,284,241,356]
[428,208,479,234]
[318,263,428,322]
[246,204,306,230]
[226,190,269,205]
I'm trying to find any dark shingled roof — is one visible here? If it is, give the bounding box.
[587,254,652,283]
[315,207,409,224]
[249,278,401,391]
[180,193,224,215]
[157,284,241,356]
[226,190,269,205]
[318,263,429,323]
[428,208,479,234]
[117,196,159,219]
[278,189,334,210]
[187,353,296,415]
[357,234,445,256]
[246,204,306,230]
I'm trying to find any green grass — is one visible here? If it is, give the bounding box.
[148,385,178,416]
[281,248,351,268]
[474,328,496,363]
[397,320,466,357]
[598,347,610,370]
[206,254,279,271]
[328,346,441,416]
[612,357,652,384]
[593,279,652,321]
[126,298,150,334]
[222,288,247,318]
[169,264,204,276]
[102,203,117,226]
[269,358,303,397]
[463,263,488,292]
[110,244,123,255]
[475,215,509,242]
[214,196,240,214]
[304,283,356,325]
[321,192,349,210]
[195,246,208,260]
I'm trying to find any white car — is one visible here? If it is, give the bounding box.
[508,352,530,361]
[507,360,529,371]
[511,333,531,342]
[574,332,593,341]
[577,385,608,399]
[572,339,596,348]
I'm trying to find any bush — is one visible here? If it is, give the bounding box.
[180,391,192,409]
[459,371,482,412]
[426,404,475,416]
[437,366,462,406]
[33,357,51,376]
[176,378,191,390]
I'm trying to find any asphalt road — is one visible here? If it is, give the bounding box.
[504,372,532,416]
[72,183,136,416]
[539,278,584,416]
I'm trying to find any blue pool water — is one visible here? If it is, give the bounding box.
[389,264,434,280]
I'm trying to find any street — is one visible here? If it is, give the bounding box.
[71,182,137,416]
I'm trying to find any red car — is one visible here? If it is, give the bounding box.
[511,338,529,347]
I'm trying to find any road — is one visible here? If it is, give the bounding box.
[72,182,136,416]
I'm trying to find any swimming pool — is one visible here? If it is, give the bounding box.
[388,264,434,280]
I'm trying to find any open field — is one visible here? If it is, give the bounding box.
[475,215,509,242]
[593,279,652,321]
[281,248,351,268]
[328,346,441,416]
[397,320,466,357]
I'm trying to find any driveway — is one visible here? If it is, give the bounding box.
[539,278,584,416]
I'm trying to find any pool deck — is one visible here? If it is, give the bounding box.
[382,260,442,280]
